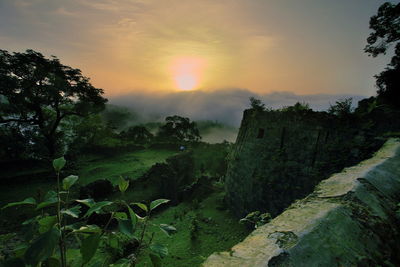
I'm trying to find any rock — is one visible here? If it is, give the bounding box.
[203,138,400,266]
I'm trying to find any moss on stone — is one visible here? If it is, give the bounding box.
[203,139,400,267]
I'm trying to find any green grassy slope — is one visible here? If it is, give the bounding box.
[136,190,249,267]
[76,149,177,185]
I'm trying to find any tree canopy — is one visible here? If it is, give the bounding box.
[0,49,107,157]
[158,115,201,142]
[328,98,353,118]
[120,125,154,143]
[365,2,400,107]
[249,97,266,112]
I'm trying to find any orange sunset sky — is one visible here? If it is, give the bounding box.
[0,0,393,97]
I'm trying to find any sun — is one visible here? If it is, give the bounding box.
[176,73,197,91]
[170,57,205,91]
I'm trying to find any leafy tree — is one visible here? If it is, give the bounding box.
[249,97,266,111]
[328,98,353,117]
[158,115,201,142]
[0,49,107,157]
[101,104,137,130]
[0,125,32,159]
[69,114,117,153]
[365,2,400,107]
[281,102,312,113]
[120,125,154,143]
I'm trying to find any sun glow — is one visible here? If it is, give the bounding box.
[176,73,197,91]
[170,57,206,91]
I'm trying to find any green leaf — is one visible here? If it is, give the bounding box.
[38,216,57,234]
[132,202,148,212]
[84,201,113,218]
[159,224,177,237]
[73,225,102,234]
[114,212,127,220]
[150,243,168,258]
[36,202,58,210]
[118,218,135,238]
[81,233,101,264]
[24,227,60,266]
[76,198,95,208]
[44,190,58,200]
[150,199,170,212]
[118,176,129,193]
[36,190,58,210]
[117,204,138,239]
[149,253,163,267]
[127,205,138,229]
[62,175,78,190]
[22,217,37,225]
[13,243,28,258]
[61,205,81,218]
[2,197,36,209]
[53,157,66,172]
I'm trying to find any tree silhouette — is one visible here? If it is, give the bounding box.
[0,49,107,157]
[249,97,266,112]
[158,115,201,142]
[328,98,353,118]
[365,2,400,107]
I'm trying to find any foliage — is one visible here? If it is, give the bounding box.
[158,115,201,142]
[1,157,174,266]
[0,49,107,157]
[328,98,353,118]
[0,125,32,160]
[281,102,312,113]
[120,125,154,144]
[365,2,400,107]
[249,97,266,112]
[101,105,137,130]
[192,142,231,178]
[365,2,400,57]
[69,114,118,153]
[189,215,200,240]
[375,64,400,107]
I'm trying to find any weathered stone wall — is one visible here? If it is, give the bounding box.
[225,109,378,217]
[204,138,400,266]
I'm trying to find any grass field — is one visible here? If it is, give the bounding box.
[75,149,177,185]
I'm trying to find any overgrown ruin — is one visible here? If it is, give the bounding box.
[205,138,400,266]
[225,108,382,217]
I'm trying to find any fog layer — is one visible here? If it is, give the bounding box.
[110,89,366,127]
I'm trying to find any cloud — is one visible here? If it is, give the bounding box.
[0,0,386,97]
[110,88,366,126]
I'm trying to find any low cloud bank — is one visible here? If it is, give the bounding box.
[110,88,366,127]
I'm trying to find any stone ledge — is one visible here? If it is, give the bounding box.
[203,138,400,267]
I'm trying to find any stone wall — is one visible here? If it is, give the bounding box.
[225,109,379,217]
[204,138,400,266]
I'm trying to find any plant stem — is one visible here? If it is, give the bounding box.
[139,212,149,248]
[56,171,67,267]
[101,212,114,237]
[149,232,155,245]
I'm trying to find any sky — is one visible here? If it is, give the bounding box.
[0,0,393,98]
